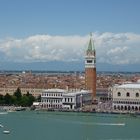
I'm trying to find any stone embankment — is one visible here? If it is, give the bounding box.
[0,106,28,112]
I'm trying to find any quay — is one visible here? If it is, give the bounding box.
[0,106,28,112]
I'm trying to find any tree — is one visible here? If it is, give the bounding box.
[20,95,29,107]
[13,87,22,105]
[26,91,30,97]
[14,87,22,99]
[28,94,35,106]
[26,91,35,106]
[0,94,4,105]
[0,88,35,107]
[11,95,17,105]
[4,93,12,105]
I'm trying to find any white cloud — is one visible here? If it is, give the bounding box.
[0,32,140,65]
[107,46,128,55]
[94,32,140,65]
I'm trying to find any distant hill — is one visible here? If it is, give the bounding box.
[0,61,140,72]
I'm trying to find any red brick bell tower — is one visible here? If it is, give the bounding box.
[85,33,96,101]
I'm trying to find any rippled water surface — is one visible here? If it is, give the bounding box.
[0,111,140,140]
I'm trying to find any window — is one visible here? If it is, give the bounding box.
[126,92,130,97]
[87,60,92,63]
[117,92,121,96]
[136,93,139,97]
[117,106,120,110]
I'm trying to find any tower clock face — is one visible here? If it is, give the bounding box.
[87,51,95,56]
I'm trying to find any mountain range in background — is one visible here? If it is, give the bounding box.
[0,61,139,72]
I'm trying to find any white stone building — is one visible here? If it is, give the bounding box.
[62,90,92,110]
[112,83,140,111]
[41,89,92,110]
[41,89,66,109]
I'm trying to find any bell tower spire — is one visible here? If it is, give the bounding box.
[85,33,96,100]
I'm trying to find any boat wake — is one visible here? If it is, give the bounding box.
[50,118,125,126]
[73,121,125,126]
[101,138,139,140]
[92,122,125,126]
[0,112,8,115]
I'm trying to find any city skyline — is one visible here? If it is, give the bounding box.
[0,0,140,71]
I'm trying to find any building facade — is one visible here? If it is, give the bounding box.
[0,87,42,98]
[41,89,66,109]
[62,90,92,110]
[85,33,96,100]
[112,83,140,112]
[41,89,92,110]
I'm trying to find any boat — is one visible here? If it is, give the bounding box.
[3,130,10,134]
[15,107,26,111]
[0,124,4,127]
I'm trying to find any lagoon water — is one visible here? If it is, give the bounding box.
[0,111,140,140]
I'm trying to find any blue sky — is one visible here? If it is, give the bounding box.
[0,0,140,37]
[0,0,140,71]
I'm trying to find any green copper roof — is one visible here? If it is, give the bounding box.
[87,33,95,52]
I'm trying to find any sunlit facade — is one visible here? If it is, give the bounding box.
[112,83,140,111]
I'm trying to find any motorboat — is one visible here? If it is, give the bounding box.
[3,130,10,134]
